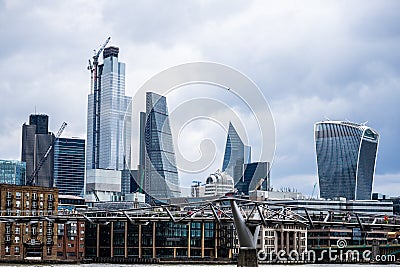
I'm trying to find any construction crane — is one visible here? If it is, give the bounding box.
[87,37,110,169]
[26,122,67,186]
[87,37,110,92]
[311,182,318,199]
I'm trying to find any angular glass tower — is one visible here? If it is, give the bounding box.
[222,122,251,184]
[54,138,85,196]
[236,162,270,195]
[315,121,379,200]
[86,46,132,171]
[141,92,181,201]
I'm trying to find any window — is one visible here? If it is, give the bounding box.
[25,192,29,198]
[5,235,11,242]
[15,227,20,235]
[5,225,11,234]
[47,228,53,235]
[6,191,12,198]
[15,246,20,254]
[68,243,74,247]
[15,200,21,208]
[5,246,10,255]
[26,200,30,207]
[39,201,44,209]
[80,223,85,228]
[48,202,53,209]
[32,193,37,200]
[47,247,52,255]
[40,193,44,200]
[32,202,37,208]
[48,194,54,201]
[25,226,29,234]
[16,192,21,199]
[15,236,20,244]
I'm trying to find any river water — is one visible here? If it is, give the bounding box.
[0,264,399,267]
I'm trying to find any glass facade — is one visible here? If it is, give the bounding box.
[315,121,379,200]
[222,122,251,184]
[0,160,26,185]
[84,220,233,259]
[54,138,85,196]
[86,46,132,171]
[142,92,181,201]
[236,162,270,195]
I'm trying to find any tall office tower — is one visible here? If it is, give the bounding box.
[21,114,54,187]
[140,92,181,202]
[222,122,251,184]
[315,121,379,200]
[236,162,270,195]
[0,160,26,185]
[86,46,132,200]
[54,138,85,196]
[86,46,132,171]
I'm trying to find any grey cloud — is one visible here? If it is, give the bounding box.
[0,1,399,196]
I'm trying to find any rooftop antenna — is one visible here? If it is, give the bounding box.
[361,121,368,126]
[323,116,330,121]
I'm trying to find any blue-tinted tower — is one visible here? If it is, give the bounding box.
[86,46,132,171]
[236,162,270,195]
[142,92,181,201]
[54,138,85,196]
[315,121,379,200]
[222,122,251,184]
[0,160,26,185]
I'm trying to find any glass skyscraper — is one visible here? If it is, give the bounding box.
[236,162,270,195]
[86,46,132,171]
[315,121,379,200]
[21,114,54,187]
[54,138,85,196]
[222,122,251,184]
[0,160,26,185]
[140,92,181,201]
[85,46,132,201]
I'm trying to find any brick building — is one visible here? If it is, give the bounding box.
[0,184,58,260]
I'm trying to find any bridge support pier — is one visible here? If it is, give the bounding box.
[230,200,260,267]
[237,248,258,267]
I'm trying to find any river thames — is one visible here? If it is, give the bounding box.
[0,264,399,267]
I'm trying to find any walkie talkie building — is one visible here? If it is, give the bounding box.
[315,121,379,200]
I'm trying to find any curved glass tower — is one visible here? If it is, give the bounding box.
[315,121,379,200]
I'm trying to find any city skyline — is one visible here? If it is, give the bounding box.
[1,1,399,196]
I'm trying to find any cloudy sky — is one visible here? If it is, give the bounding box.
[1,0,399,196]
